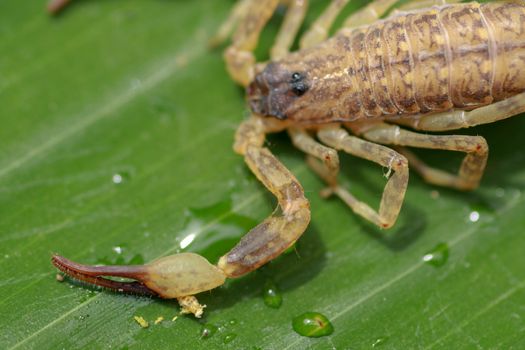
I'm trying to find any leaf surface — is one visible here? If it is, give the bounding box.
[1,1,524,349]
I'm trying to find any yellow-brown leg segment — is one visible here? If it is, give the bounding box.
[288,128,340,187]
[390,0,460,15]
[209,0,252,49]
[343,0,399,28]
[390,92,525,132]
[223,0,280,86]
[218,117,311,277]
[359,123,488,191]
[318,126,409,229]
[300,0,350,48]
[271,0,309,60]
[222,0,309,85]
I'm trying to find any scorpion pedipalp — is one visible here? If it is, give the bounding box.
[52,253,226,301]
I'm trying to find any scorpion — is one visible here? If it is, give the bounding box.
[52,0,525,317]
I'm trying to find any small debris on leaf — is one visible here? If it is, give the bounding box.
[134,316,149,328]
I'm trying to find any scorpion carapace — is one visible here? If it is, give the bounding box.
[53,0,525,317]
[248,63,311,120]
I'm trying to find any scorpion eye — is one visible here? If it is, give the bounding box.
[292,83,307,96]
[290,72,308,96]
[291,72,302,82]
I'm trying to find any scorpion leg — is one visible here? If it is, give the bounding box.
[219,117,311,277]
[391,0,461,14]
[288,128,340,188]
[214,0,308,61]
[318,125,409,229]
[209,0,252,49]
[389,93,525,132]
[271,0,309,60]
[342,0,399,29]
[223,0,280,86]
[299,0,350,48]
[358,122,488,191]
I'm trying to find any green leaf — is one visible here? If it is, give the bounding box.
[1,1,524,349]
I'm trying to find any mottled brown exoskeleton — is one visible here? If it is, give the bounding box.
[53,0,525,316]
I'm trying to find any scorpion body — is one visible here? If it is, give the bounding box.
[250,2,525,124]
[53,1,525,317]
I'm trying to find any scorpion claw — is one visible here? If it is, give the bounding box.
[52,254,159,297]
[51,253,227,300]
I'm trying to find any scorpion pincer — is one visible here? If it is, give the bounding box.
[53,0,525,316]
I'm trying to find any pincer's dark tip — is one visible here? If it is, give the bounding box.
[51,254,158,297]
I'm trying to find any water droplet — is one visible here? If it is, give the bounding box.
[223,333,237,344]
[469,211,480,223]
[372,336,389,347]
[112,171,131,185]
[292,312,334,338]
[112,174,123,184]
[422,243,449,267]
[180,233,197,249]
[112,246,123,255]
[263,280,282,309]
[201,324,218,339]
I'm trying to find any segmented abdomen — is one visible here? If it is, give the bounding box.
[342,1,525,119]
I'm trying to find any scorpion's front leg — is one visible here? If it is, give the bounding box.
[221,0,280,86]
[219,116,311,277]
[219,0,308,86]
[53,117,309,316]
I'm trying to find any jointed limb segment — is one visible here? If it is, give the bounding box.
[300,0,350,48]
[223,0,280,86]
[221,0,309,85]
[288,128,339,187]
[343,0,398,28]
[219,117,310,277]
[342,0,458,29]
[209,0,252,48]
[396,147,475,190]
[360,123,488,190]
[393,92,525,132]
[317,126,409,228]
[271,0,309,59]
[390,0,460,16]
